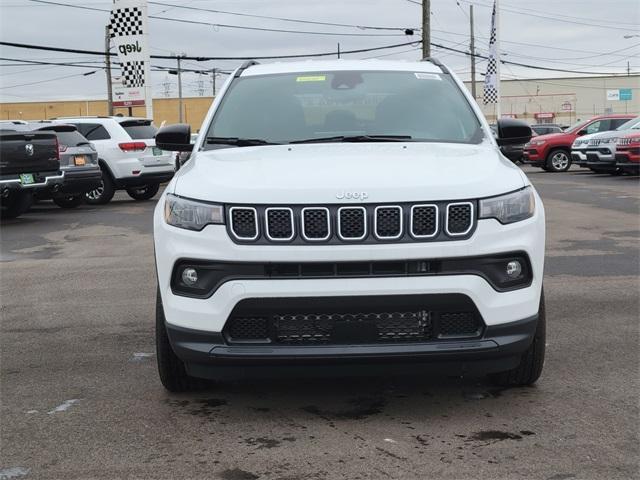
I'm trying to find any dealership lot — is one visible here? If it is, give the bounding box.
[1,167,638,480]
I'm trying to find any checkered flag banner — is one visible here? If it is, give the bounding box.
[483,0,499,105]
[109,6,144,39]
[109,0,150,88]
[121,61,145,88]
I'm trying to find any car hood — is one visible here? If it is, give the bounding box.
[173,142,526,204]
[529,132,570,143]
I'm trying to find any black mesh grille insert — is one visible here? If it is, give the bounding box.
[375,207,402,238]
[227,317,269,341]
[447,204,472,235]
[231,208,257,239]
[411,205,437,237]
[302,208,329,240]
[438,312,480,338]
[339,208,366,239]
[266,209,293,240]
[273,311,432,344]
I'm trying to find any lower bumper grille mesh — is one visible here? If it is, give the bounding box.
[225,308,481,345]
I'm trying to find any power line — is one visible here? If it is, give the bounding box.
[148,1,418,32]
[457,0,638,32]
[0,71,98,90]
[0,40,423,61]
[27,0,411,37]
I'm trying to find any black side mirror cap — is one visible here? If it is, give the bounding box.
[577,129,587,136]
[495,118,533,146]
[156,123,193,152]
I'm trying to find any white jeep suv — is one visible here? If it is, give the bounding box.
[54,116,174,203]
[153,59,545,392]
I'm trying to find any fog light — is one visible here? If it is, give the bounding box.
[506,260,522,278]
[181,267,198,286]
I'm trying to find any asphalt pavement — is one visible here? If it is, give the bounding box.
[1,166,638,480]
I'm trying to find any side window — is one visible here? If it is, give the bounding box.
[585,120,607,134]
[610,119,629,130]
[79,123,110,141]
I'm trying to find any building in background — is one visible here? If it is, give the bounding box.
[1,74,638,130]
[465,74,639,126]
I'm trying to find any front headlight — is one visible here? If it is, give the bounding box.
[479,187,535,224]
[529,140,546,146]
[164,193,225,231]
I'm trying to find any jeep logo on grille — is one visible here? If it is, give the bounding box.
[336,191,368,200]
[25,144,34,156]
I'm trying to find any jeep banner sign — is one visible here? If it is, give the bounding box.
[109,0,152,117]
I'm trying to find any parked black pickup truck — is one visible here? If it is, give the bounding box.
[0,130,64,219]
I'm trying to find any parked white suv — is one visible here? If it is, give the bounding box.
[53,116,174,203]
[153,59,545,392]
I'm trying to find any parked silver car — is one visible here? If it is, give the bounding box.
[584,116,640,174]
[27,122,102,207]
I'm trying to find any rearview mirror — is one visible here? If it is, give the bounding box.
[155,123,193,152]
[495,118,533,146]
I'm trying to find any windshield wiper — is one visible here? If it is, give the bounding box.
[206,136,280,146]
[290,135,412,144]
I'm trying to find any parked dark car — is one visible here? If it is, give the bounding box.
[0,128,62,219]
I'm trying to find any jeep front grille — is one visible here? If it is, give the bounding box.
[227,201,476,244]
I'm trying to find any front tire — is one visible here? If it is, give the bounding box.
[85,170,115,205]
[545,149,571,172]
[156,288,203,392]
[53,195,84,209]
[489,292,546,387]
[126,183,160,201]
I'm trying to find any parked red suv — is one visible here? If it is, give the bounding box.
[522,114,634,172]
[615,132,640,175]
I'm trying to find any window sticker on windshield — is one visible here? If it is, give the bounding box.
[296,75,326,82]
[414,72,441,80]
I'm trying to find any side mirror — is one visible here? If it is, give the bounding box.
[577,129,588,136]
[495,118,533,146]
[155,123,193,152]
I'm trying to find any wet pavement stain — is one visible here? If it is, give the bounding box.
[218,468,259,480]
[301,396,385,420]
[469,430,524,442]
[164,398,228,417]
[244,436,296,449]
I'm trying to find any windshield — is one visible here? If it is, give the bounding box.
[204,70,482,147]
[616,116,640,131]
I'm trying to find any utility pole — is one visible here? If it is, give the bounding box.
[627,61,631,76]
[105,25,114,116]
[337,43,341,59]
[211,68,217,97]
[470,5,476,100]
[177,55,183,123]
[422,0,430,58]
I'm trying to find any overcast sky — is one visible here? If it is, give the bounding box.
[0,0,638,102]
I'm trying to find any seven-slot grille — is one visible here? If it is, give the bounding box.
[228,202,475,243]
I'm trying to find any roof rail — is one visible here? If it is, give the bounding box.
[233,60,259,78]
[420,56,449,73]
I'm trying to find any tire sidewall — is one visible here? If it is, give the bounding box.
[546,149,571,172]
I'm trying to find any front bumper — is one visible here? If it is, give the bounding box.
[571,150,588,167]
[585,151,616,168]
[167,314,538,379]
[521,149,545,167]
[52,166,102,197]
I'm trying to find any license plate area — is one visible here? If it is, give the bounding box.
[74,155,86,166]
[152,147,162,156]
[19,173,35,185]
